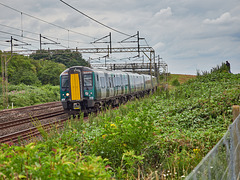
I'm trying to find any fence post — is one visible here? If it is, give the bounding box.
[231,105,240,179]
[232,105,240,121]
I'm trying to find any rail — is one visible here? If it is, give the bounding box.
[0,118,68,144]
[0,110,65,130]
[0,102,68,144]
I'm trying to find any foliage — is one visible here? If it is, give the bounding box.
[1,50,89,86]
[5,54,41,85]
[30,49,90,68]
[171,79,180,86]
[36,60,66,85]
[1,66,240,179]
[197,62,230,76]
[0,142,112,179]
[0,84,60,109]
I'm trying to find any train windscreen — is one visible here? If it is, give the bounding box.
[61,75,69,91]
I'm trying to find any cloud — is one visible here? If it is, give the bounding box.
[154,7,172,18]
[0,0,240,75]
[203,12,234,25]
[153,42,165,50]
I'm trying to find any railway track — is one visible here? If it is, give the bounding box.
[0,117,68,144]
[0,101,69,144]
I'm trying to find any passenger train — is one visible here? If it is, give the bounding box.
[60,66,157,114]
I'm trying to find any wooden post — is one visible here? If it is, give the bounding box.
[232,105,240,121]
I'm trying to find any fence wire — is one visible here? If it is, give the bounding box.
[186,115,240,180]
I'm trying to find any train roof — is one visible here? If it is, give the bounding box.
[60,66,156,78]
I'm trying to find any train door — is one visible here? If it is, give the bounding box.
[99,72,106,98]
[69,69,82,102]
[109,74,114,97]
[105,73,109,98]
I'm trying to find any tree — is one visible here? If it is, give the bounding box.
[7,55,41,85]
[37,60,66,85]
[30,49,89,68]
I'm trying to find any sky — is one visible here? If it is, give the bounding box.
[0,0,239,75]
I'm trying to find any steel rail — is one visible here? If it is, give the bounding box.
[0,110,66,130]
[0,101,61,115]
[0,117,68,144]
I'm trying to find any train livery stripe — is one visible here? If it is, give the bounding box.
[70,74,81,100]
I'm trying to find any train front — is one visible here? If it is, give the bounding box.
[60,66,95,114]
[60,66,84,114]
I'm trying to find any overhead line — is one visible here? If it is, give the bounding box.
[0,24,39,36]
[0,23,91,45]
[60,0,132,37]
[0,2,96,39]
[0,30,39,42]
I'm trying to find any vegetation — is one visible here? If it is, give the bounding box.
[30,49,89,68]
[0,50,88,109]
[1,63,239,179]
[171,79,180,86]
[168,74,196,85]
[0,50,89,86]
[0,84,60,109]
[196,62,230,76]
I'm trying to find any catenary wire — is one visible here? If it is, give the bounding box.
[0,23,91,45]
[60,0,132,37]
[0,2,96,40]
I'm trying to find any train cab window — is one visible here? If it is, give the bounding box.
[83,74,93,87]
[61,75,69,91]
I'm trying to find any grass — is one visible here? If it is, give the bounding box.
[0,71,239,179]
[169,74,196,84]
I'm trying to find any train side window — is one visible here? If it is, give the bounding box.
[112,76,115,87]
[109,77,112,88]
[111,77,114,87]
[117,77,120,87]
[100,77,105,88]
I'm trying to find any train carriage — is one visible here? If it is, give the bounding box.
[60,66,157,114]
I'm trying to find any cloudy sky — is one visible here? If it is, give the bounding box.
[0,0,239,74]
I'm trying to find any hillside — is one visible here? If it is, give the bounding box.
[169,74,196,84]
[1,70,239,179]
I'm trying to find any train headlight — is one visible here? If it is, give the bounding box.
[66,93,70,97]
[85,92,89,96]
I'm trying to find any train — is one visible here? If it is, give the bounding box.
[60,66,157,115]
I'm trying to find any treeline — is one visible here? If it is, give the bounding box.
[0,49,89,86]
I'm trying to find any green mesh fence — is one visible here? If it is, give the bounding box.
[186,115,240,180]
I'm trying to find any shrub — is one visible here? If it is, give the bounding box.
[172,79,180,86]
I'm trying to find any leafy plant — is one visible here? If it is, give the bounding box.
[171,79,180,86]
[1,64,240,179]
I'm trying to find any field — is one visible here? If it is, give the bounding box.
[0,72,240,179]
[169,74,196,84]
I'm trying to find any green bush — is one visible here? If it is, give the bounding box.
[171,79,180,86]
[1,84,60,109]
[0,142,112,179]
